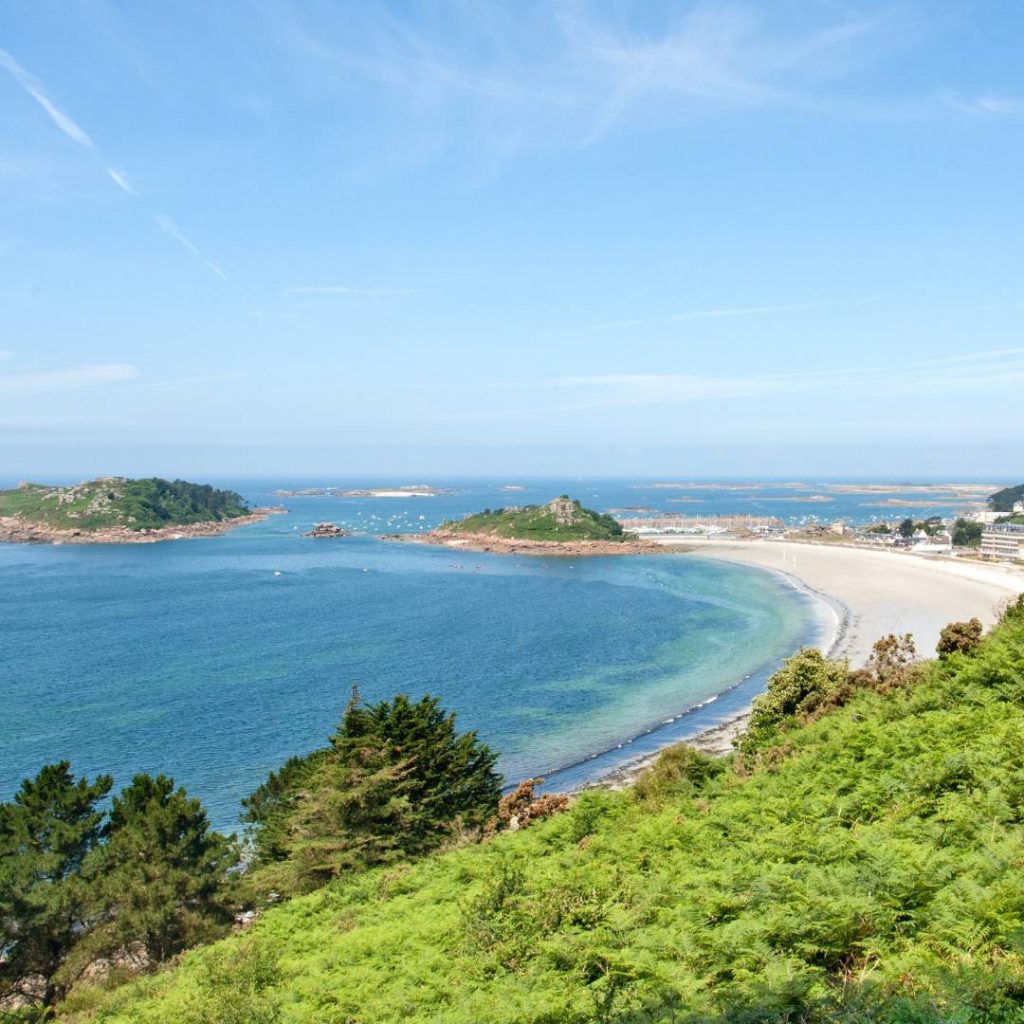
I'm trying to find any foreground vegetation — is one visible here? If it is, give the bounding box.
[1,695,502,1019]
[0,478,250,532]
[0,768,235,1011]
[26,596,1023,1022]
[446,496,630,542]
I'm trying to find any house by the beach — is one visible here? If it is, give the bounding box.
[911,530,953,556]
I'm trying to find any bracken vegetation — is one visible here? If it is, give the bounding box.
[0,478,250,532]
[31,595,1024,1024]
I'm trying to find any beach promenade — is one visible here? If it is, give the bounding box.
[658,537,1024,666]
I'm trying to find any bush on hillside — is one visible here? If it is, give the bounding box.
[485,779,569,837]
[937,618,984,658]
[743,649,849,750]
[632,744,725,804]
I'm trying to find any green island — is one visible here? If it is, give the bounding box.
[0,477,264,542]
[444,495,632,542]
[6,598,1024,1021]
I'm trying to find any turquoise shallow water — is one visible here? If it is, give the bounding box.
[1,480,829,832]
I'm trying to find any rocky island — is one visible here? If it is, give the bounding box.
[305,522,349,538]
[0,477,283,544]
[384,495,666,555]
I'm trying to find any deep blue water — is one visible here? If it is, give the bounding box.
[1,477,989,832]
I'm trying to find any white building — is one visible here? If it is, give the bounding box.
[981,524,1024,561]
[969,509,1013,525]
[912,531,952,556]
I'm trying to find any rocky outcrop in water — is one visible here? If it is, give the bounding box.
[305,522,349,538]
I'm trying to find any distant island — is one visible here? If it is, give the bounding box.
[305,522,349,538]
[385,495,664,555]
[274,485,455,498]
[0,477,282,544]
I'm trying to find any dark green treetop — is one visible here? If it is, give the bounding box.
[81,774,238,966]
[243,691,501,894]
[0,763,112,1006]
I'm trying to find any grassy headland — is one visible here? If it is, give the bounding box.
[56,598,1024,1023]
[0,478,275,542]
[385,495,662,555]
[445,496,629,542]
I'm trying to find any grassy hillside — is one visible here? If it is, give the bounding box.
[60,602,1024,1023]
[990,484,1024,513]
[0,478,250,532]
[446,496,630,542]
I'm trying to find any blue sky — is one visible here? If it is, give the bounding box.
[1,0,1023,478]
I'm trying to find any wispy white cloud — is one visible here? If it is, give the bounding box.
[592,302,818,331]
[0,49,96,149]
[0,363,138,397]
[284,284,412,295]
[155,213,227,280]
[146,371,261,390]
[2,48,228,277]
[553,347,1024,408]
[944,92,1024,118]
[267,1,921,161]
[105,167,135,194]
[671,304,817,322]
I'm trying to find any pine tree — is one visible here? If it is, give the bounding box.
[83,774,237,965]
[0,762,112,1006]
[244,692,501,894]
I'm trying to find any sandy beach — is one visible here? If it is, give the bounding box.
[667,538,1024,666]
[591,539,1024,789]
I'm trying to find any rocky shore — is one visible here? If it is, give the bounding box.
[381,528,672,557]
[0,508,285,545]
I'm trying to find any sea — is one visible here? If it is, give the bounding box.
[0,478,999,832]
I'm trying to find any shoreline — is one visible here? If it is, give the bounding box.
[0,507,285,545]
[580,538,1022,792]
[381,529,669,557]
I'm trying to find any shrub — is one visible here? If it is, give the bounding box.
[937,618,984,658]
[633,744,725,803]
[743,649,849,749]
[867,632,918,687]
[485,778,569,837]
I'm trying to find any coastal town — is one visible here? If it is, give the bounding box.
[615,493,1024,563]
